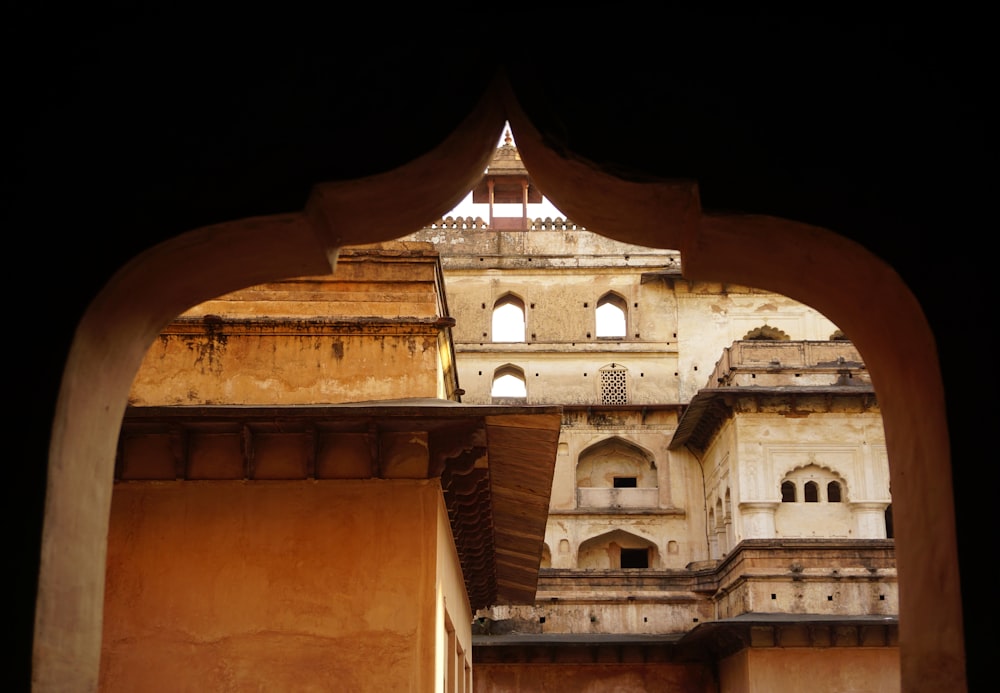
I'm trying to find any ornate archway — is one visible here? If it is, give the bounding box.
[33,75,963,692]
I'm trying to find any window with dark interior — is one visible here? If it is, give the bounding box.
[827,480,842,502]
[781,480,796,502]
[620,548,649,569]
[804,481,819,503]
[613,476,638,488]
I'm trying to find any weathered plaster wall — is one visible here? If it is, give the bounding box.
[187,243,446,321]
[100,479,444,692]
[674,281,842,402]
[407,227,680,270]
[130,328,447,405]
[471,662,716,693]
[424,229,685,412]
[443,269,680,346]
[720,647,900,693]
[130,243,455,406]
[712,543,898,619]
[541,410,708,572]
[735,413,889,541]
[129,243,456,406]
[436,488,474,690]
[457,351,679,405]
[695,409,889,550]
[483,599,712,635]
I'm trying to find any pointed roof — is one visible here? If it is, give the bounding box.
[486,130,529,176]
[472,130,543,204]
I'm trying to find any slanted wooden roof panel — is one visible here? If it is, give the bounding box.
[485,413,561,605]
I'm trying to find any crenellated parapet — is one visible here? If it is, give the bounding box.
[528,217,587,231]
[426,216,490,230]
[424,216,587,231]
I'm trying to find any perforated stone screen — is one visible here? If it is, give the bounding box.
[600,366,628,405]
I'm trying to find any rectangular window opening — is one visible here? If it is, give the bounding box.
[620,548,649,569]
[613,476,638,488]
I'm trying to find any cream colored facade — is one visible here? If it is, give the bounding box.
[102,140,899,692]
[402,138,897,692]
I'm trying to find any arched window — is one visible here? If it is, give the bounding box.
[781,480,796,502]
[576,437,656,489]
[491,364,526,398]
[595,292,627,338]
[780,465,848,504]
[492,295,525,342]
[827,480,842,502]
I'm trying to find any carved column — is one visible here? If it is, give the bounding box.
[852,501,891,539]
[740,501,779,538]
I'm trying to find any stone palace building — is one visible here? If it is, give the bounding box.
[99,136,898,692]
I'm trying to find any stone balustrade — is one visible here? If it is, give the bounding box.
[425,216,587,231]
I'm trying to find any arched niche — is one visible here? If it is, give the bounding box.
[578,529,659,570]
[576,436,656,489]
[539,543,552,569]
[32,75,963,692]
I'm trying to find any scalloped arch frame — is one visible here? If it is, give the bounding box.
[33,76,963,691]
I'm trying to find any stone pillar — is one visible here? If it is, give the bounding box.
[715,525,728,557]
[739,501,779,538]
[852,501,890,539]
[521,180,528,227]
[487,179,495,226]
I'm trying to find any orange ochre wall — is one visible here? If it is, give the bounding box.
[719,647,900,693]
[471,663,716,692]
[100,479,446,692]
[129,331,447,405]
[473,647,899,693]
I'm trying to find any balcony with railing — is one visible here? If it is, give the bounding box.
[707,340,869,389]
